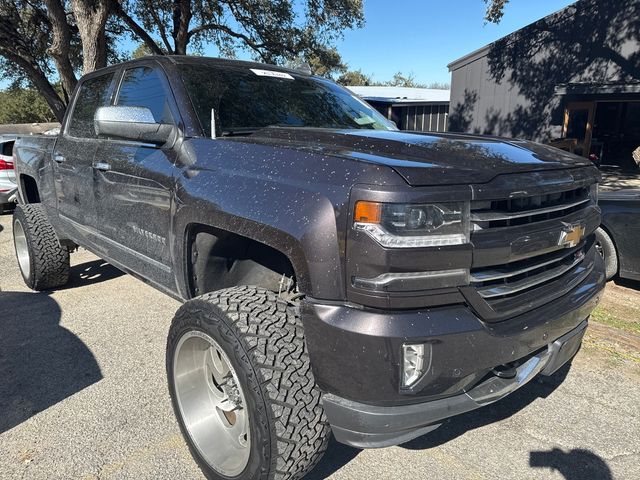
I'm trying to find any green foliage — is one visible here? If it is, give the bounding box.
[132,43,154,59]
[337,70,449,89]
[383,71,424,88]
[484,0,509,23]
[336,69,372,86]
[120,0,364,70]
[0,88,56,123]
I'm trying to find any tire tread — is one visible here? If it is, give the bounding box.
[14,203,70,290]
[171,286,330,480]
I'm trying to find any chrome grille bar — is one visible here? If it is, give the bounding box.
[470,248,578,282]
[475,250,586,299]
[471,198,590,222]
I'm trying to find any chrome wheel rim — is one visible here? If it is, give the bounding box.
[13,218,30,279]
[173,331,251,476]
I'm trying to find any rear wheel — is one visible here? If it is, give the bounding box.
[167,286,330,480]
[595,227,617,280]
[12,203,70,290]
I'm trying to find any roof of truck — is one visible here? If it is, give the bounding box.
[85,55,310,79]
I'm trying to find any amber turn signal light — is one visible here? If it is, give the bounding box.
[354,201,382,223]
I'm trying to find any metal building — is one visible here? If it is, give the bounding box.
[347,86,450,132]
[448,0,640,171]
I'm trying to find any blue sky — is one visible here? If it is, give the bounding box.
[333,0,576,85]
[3,1,577,90]
[188,1,577,85]
[185,0,576,85]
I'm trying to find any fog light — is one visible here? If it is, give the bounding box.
[402,343,426,388]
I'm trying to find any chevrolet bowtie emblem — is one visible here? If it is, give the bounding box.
[559,224,585,248]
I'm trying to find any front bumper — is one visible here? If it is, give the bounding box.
[301,252,605,448]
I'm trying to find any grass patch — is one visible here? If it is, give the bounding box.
[590,306,640,334]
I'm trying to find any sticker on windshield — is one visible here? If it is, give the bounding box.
[250,68,294,80]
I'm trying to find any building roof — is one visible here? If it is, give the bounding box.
[346,86,450,104]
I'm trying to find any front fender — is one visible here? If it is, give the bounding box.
[172,177,346,301]
[170,138,405,301]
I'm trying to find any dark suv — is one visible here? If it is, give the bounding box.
[12,56,604,480]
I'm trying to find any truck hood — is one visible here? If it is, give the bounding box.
[235,127,594,186]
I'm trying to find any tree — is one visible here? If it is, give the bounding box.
[383,71,424,88]
[1,1,364,122]
[483,0,509,24]
[132,42,155,58]
[0,87,58,124]
[0,0,122,121]
[426,81,450,90]
[336,69,372,86]
[112,1,363,67]
[0,1,69,120]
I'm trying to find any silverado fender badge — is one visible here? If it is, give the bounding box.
[558,223,585,248]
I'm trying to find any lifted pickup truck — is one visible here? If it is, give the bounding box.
[12,56,605,480]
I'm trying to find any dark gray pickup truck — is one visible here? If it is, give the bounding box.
[12,56,605,480]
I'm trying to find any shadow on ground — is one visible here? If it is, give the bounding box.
[613,276,640,291]
[0,291,102,433]
[530,447,613,480]
[400,364,571,451]
[59,259,124,290]
[309,363,607,478]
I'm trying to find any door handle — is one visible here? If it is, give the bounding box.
[93,162,111,172]
[53,154,65,163]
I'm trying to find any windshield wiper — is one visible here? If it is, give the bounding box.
[220,128,260,137]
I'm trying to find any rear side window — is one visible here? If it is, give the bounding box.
[1,140,14,156]
[116,67,174,124]
[67,73,115,138]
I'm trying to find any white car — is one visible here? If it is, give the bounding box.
[0,135,17,213]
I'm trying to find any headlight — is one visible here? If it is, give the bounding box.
[354,201,470,248]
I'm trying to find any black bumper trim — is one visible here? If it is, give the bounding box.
[323,320,587,449]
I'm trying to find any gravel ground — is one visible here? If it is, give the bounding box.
[1,212,639,480]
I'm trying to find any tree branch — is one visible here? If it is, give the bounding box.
[188,23,266,54]
[108,0,164,55]
[172,0,192,55]
[145,0,174,53]
[0,47,66,121]
[43,0,77,98]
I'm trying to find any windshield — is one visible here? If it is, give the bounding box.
[178,63,395,136]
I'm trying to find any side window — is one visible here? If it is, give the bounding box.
[1,140,14,157]
[67,73,114,138]
[116,67,174,124]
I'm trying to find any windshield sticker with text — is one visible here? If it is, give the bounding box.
[250,69,294,80]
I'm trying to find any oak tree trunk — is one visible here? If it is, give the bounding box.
[71,0,110,74]
[43,0,77,99]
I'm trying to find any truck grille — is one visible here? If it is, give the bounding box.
[464,175,599,322]
[471,186,591,230]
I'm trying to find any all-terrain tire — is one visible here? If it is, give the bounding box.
[595,227,618,280]
[167,286,330,480]
[12,203,70,290]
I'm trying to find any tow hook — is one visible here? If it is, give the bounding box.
[492,364,517,379]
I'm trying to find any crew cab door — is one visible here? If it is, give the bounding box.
[53,72,116,242]
[92,65,179,292]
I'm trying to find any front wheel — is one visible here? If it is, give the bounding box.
[167,286,330,480]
